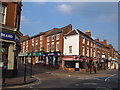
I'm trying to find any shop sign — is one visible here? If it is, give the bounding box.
[44,52,60,56]
[75,62,79,68]
[18,52,28,56]
[0,32,15,41]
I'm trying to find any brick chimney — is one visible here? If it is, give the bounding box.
[85,30,91,37]
[103,40,107,44]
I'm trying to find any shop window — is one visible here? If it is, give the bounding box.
[65,61,75,68]
[0,4,7,24]
[69,46,72,54]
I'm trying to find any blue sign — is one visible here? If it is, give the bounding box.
[0,32,20,42]
[43,52,60,56]
[0,32,15,41]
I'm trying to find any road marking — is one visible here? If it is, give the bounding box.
[83,83,98,85]
[75,84,79,86]
[104,74,116,82]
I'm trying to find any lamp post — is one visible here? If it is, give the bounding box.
[30,51,33,78]
[24,57,27,82]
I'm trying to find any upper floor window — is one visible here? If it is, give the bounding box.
[56,42,59,51]
[52,35,54,41]
[47,43,50,52]
[40,36,42,40]
[69,46,72,54]
[26,40,28,44]
[56,34,60,40]
[32,38,34,43]
[87,41,89,45]
[91,43,93,47]
[82,46,85,56]
[82,38,85,44]
[47,37,50,42]
[51,43,54,51]
[36,37,38,42]
[40,42,42,51]
[0,4,7,24]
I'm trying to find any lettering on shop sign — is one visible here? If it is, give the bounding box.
[0,32,16,41]
[1,33,13,38]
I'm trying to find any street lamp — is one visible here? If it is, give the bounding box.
[30,51,33,78]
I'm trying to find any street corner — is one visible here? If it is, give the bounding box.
[2,76,38,89]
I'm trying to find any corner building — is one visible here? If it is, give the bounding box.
[0,1,23,77]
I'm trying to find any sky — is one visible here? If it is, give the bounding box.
[20,2,118,50]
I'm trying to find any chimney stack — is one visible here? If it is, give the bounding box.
[85,30,91,37]
[103,40,107,44]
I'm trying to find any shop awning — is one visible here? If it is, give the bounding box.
[28,52,44,57]
[18,52,28,57]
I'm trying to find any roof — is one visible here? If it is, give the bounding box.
[64,29,78,36]
[46,29,63,37]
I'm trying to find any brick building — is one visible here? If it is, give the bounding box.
[0,1,23,77]
[19,24,119,71]
[19,24,72,68]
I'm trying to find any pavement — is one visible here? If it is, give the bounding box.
[1,64,37,89]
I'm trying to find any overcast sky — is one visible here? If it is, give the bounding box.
[20,2,118,50]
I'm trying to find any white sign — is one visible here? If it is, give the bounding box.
[75,62,79,68]
[0,62,3,67]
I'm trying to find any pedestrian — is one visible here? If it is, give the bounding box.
[93,63,97,74]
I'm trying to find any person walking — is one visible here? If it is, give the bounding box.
[93,62,97,74]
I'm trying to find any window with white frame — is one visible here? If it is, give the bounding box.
[91,48,92,57]
[23,42,25,45]
[52,35,54,41]
[56,34,60,40]
[36,37,38,42]
[32,38,34,43]
[47,37,50,42]
[40,42,42,51]
[56,42,59,51]
[32,44,34,50]
[69,46,72,54]
[94,44,96,47]
[51,43,54,51]
[47,44,50,52]
[26,45,28,52]
[40,36,42,40]
[94,50,96,57]
[0,4,7,24]
[87,47,89,57]
[36,43,38,51]
[87,41,89,45]
[26,40,28,45]
[23,46,25,53]
[91,43,93,47]
[82,46,85,56]
[82,38,85,44]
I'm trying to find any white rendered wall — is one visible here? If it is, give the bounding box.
[63,35,79,55]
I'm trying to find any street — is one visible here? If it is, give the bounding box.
[11,63,119,89]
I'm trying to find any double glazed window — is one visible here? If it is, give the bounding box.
[0,4,6,24]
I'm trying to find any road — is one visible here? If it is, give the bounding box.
[15,63,119,89]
